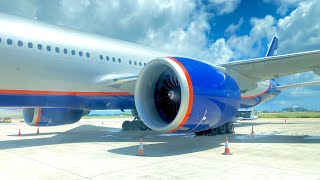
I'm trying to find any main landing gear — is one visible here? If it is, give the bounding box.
[122,110,150,131]
[195,121,235,136]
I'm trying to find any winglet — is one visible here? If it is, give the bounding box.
[266,37,278,57]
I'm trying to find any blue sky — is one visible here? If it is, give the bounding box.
[0,0,319,111]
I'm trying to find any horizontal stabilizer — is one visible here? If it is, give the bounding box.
[277,81,320,90]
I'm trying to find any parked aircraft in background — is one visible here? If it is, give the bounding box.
[0,13,319,135]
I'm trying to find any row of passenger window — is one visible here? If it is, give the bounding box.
[0,37,146,66]
[1,37,91,58]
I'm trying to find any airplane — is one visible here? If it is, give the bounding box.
[0,12,320,136]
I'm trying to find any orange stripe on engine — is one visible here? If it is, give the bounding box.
[167,57,194,133]
[35,108,42,126]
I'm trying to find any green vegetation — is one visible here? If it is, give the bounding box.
[259,112,320,118]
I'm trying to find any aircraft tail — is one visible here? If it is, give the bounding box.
[277,81,320,90]
[266,37,278,57]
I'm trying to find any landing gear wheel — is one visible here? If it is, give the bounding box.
[207,128,218,136]
[226,122,234,134]
[121,109,150,131]
[139,121,149,131]
[122,120,131,131]
[218,124,227,134]
[131,121,139,131]
[195,131,206,136]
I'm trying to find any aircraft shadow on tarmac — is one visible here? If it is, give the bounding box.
[234,121,299,128]
[0,124,319,157]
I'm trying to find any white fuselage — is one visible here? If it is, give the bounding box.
[0,13,271,109]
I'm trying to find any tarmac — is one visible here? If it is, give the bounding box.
[0,117,319,179]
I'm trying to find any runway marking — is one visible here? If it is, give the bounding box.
[304,136,320,140]
[100,129,122,133]
[234,135,271,140]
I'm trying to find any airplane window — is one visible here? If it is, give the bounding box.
[100,55,103,60]
[7,39,13,45]
[106,56,109,61]
[86,52,90,58]
[46,45,51,51]
[71,50,75,55]
[112,57,115,62]
[139,62,142,66]
[37,44,42,50]
[118,58,121,63]
[63,48,68,54]
[129,60,132,65]
[79,51,83,57]
[134,61,137,65]
[28,42,33,48]
[18,40,23,47]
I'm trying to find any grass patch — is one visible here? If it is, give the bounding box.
[259,112,320,118]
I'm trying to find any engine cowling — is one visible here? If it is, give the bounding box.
[135,57,241,133]
[23,108,83,126]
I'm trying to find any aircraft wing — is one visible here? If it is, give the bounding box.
[103,75,138,94]
[219,50,320,83]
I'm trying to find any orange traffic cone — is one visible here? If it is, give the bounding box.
[138,138,145,156]
[37,127,39,134]
[222,137,232,155]
[250,126,255,135]
[18,129,21,136]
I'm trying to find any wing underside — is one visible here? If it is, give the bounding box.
[219,50,320,84]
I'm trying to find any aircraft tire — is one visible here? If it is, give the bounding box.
[139,121,149,131]
[207,128,218,136]
[226,122,234,134]
[218,124,227,134]
[195,131,206,136]
[122,120,131,131]
[131,121,140,130]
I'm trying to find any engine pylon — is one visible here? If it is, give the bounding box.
[222,137,232,155]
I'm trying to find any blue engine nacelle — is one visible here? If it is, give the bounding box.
[23,108,83,126]
[135,57,241,133]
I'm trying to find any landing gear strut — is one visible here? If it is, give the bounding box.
[195,121,235,136]
[122,110,150,131]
